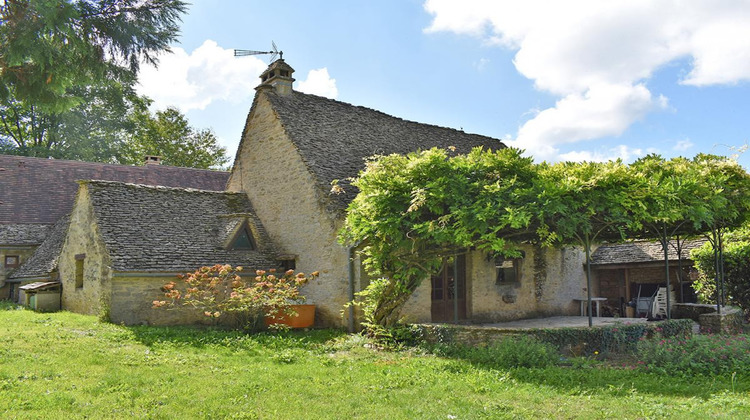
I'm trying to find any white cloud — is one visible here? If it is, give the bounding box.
[559,145,646,163]
[423,0,750,160]
[673,139,694,152]
[137,40,268,112]
[507,83,663,160]
[297,68,338,99]
[137,41,339,110]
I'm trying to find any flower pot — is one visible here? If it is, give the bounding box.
[264,304,315,328]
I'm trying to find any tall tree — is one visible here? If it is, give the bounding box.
[0,0,192,164]
[0,77,139,161]
[0,0,186,110]
[121,104,229,169]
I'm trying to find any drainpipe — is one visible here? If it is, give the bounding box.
[347,240,364,333]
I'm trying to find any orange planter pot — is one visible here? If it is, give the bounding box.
[265,304,316,328]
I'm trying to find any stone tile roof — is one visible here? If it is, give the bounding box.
[85,181,278,272]
[0,224,52,246]
[9,215,70,280]
[259,90,506,211]
[0,154,230,224]
[590,239,707,266]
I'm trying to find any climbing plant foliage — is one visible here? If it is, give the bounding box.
[340,147,750,329]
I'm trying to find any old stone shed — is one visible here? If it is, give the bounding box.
[56,180,278,324]
[590,239,705,316]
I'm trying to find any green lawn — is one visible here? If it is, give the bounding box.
[1,307,748,419]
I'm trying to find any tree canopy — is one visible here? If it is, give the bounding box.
[341,147,750,328]
[0,0,186,110]
[0,1,228,169]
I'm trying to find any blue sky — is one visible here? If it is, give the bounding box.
[136,0,750,168]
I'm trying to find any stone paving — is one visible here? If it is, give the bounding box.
[479,316,649,330]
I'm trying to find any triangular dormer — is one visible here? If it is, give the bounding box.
[229,221,256,250]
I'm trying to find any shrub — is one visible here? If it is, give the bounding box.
[530,319,694,356]
[636,333,750,376]
[153,265,318,331]
[433,336,560,369]
[692,227,750,317]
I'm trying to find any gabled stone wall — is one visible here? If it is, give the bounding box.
[228,93,350,326]
[58,184,112,317]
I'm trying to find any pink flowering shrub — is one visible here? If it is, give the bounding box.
[153,264,319,331]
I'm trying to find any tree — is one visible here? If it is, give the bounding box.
[628,155,713,317]
[691,154,750,312]
[341,147,539,327]
[0,78,140,161]
[0,0,186,111]
[537,160,640,326]
[0,0,207,166]
[692,225,750,318]
[121,104,229,169]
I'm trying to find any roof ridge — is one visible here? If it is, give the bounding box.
[0,154,228,174]
[83,179,239,195]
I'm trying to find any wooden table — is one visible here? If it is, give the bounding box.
[574,297,607,317]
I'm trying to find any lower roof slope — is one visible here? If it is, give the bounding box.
[9,216,70,281]
[0,155,230,224]
[0,224,52,246]
[85,181,277,273]
[590,239,707,266]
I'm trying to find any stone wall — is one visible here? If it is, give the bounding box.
[399,245,587,324]
[227,92,350,326]
[110,275,206,325]
[58,184,112,317]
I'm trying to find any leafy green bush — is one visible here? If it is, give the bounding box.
[636,334,750,376]
[0,300,24,311]
[692,228,750,317]
[433,336,560,369]
[530,319,694,356]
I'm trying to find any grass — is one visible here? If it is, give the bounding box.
[1,304,749,419]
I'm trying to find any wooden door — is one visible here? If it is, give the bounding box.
[431,255,467,322]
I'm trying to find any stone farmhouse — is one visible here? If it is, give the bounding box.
[1,59,700,326]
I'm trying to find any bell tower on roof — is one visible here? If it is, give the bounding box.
[257,59,295,95]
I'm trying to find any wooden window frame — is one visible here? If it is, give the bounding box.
[4,255,20,269]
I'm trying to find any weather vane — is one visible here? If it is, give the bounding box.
[234,41,283,62]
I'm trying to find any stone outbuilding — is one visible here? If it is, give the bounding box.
[0,154,230,301]
[55,180,278,324]
[590,239,706,316]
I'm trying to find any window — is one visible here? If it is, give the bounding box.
[4,255,19,269]
[229,223,256,250]
[494,255,522,285]
[75,254,85,288]
[280,258,296,272]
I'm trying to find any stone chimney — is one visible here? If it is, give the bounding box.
[257,59,295,95]
[144,155,162,165]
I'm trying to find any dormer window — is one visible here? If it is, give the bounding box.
[230,222,256,250]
